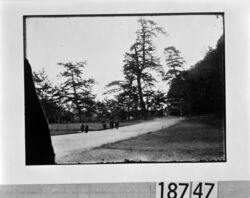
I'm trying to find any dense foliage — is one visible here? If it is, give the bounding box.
[167,35,225,116]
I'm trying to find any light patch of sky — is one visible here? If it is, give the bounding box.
[26,15,223,100]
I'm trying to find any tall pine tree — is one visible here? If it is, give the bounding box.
[58,61,95,122]
[123,18,166,113]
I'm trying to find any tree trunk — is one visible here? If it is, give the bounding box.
[134,46,146,114]
[137,76,146,112]
[71,72,82,122]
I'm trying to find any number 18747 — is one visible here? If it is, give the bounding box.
[156,182,217,198]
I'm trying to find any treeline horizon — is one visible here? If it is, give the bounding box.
[30,18,225,123]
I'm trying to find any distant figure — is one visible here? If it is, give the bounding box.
[115,120,119,129]
[85,124,89,133]
[110,120,114,129]
[102,120,107,130]
[80,123,85,133]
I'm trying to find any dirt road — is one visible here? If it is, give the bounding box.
[51,117,183,163]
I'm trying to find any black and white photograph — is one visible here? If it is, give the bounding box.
[1,0,250,193]
[24,14,226,165]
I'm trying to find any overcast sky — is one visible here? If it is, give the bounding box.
[26,15,223,100]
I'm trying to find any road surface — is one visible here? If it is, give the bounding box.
[51,117,184,163]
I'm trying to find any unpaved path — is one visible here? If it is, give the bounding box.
[51,117,184,163]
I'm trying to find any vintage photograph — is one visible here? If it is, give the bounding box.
[24,13,226,165]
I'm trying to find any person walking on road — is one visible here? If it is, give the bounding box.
[110,120,114,129]
[102,120,107,130]
[80,123,85,133]
[85,124,89,133]
[115,120,119,130]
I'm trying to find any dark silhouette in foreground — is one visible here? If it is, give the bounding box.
[25,59,55,165]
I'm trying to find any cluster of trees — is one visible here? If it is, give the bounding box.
[166,35,225,116]
[32,18,225,123]
[33,62,96,123]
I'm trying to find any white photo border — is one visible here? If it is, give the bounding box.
[0,0,250,185]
